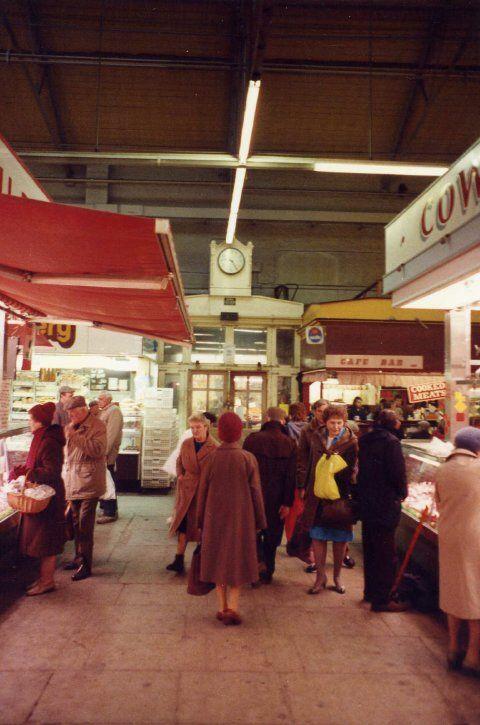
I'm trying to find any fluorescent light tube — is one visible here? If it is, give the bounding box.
[226,167,247,244]
[313,160,448,177]
[239,80,261,164]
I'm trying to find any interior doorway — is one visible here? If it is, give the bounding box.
[230,372,266,428]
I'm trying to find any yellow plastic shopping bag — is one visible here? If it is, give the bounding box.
[313,453,348,499]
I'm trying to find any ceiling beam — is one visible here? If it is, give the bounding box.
[2,48,480,79]
[227,0,248,154]
[391,3,448,158]
[20,0,69,149]
[0,12,66,148]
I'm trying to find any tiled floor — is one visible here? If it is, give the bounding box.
[1,494,479,724]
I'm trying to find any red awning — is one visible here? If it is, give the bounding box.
[0,194,193,345]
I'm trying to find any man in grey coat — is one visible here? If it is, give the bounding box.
[63,396,107,580]
[97,392,124,524]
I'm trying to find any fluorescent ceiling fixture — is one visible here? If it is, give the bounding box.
[313,160,448,177]
[402,270,480,309]
[226,166,247,245]
[235,328,264,333]
[239,80,261,164]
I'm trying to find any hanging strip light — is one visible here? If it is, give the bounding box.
[313,159,447,177]
[226,167,247,245]
[238,80,262,164]
[225,80,261,244]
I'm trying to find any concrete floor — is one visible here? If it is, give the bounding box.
[1,494,479,725]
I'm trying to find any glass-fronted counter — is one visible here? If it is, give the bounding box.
[0,427,31,557]
[398,440,447,596]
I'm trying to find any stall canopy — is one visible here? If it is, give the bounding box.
[0,194,193,345]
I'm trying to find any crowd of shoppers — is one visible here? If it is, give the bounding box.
[11,391,480,677]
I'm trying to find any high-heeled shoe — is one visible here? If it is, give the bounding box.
[308,576,327,595]
[223,609,242,625]
[329,582,346,594]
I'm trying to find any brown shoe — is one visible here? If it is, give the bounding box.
[223,609,242,626]
[371,600,410,612]
[216,611,226,622]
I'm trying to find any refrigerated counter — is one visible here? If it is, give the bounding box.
[398,440,446,595]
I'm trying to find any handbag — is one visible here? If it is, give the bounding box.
[317,498,357,529]
[187,545,215,596]
[286,515,312,563]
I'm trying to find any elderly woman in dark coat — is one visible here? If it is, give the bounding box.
[196,412,267,625]
[12,402,66,596]
[303,404,358,595]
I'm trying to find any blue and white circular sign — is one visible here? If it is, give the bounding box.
[306,325,325,345]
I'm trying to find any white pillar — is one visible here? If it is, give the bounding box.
[445,308,471,441]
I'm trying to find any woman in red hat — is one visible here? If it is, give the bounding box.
[196,412,267,625]
[11,402,66,595]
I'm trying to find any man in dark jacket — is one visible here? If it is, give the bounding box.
[243,407,297,583]
[357,409,409,612]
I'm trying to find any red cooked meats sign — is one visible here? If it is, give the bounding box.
[407,381,447,403]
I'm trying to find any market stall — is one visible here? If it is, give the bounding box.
[383,136,480,587]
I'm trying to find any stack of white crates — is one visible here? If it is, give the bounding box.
[141,388,179,489]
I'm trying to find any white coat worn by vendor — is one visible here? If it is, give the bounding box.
[97,393,124,524]
[63,396,107,581]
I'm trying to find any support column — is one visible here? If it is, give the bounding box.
[445,308,471,441]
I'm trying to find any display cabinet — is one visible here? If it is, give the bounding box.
[397,440,447,595]
[0,427,31,559]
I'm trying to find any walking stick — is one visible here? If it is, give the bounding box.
[390,505,431,598]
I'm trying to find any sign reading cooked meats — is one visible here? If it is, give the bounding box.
[407,381,447,403]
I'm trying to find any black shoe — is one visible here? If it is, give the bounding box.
[342,556,355,569]
[305,564,317,573]
[72,564,91,581]
[166,554,185,574]
[63,560,79,571]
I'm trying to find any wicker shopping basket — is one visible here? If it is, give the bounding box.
[7,476,54,514]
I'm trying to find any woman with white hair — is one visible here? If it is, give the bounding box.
[435,426,480,677]
[166,413,217,574]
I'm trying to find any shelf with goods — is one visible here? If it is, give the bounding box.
[119,399,143,455]
[0,427,31,556]
[141,389,179,489]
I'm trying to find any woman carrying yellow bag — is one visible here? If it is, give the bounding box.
[303,405,359,595]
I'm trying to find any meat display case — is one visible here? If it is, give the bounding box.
[397,440,447,595]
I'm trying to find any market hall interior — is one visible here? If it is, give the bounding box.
[1,494,479,725]
[2,0,480,723]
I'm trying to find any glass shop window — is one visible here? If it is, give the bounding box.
[278,376,292,405]
[191,372,225,418]
[234,328,267,365]
[276,328,295,366]
[191,327,226,364]
[163,343,184,364]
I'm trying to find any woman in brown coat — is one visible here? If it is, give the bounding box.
[166,413,217,574]
[12,402,66,596]
[303,404,358,595]
[435,427,480,676]
[196,412,267,625]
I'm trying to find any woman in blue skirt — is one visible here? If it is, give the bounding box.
[302,404,359,595]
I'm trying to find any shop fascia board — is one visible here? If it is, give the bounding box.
[384,209,480,298]
[186,294,303,320]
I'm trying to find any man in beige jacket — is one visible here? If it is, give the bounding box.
[97,392,124,524]
[63,396,107,580]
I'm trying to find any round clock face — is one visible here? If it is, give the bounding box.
[218,247,246,275]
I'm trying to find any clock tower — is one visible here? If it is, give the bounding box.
[209,239,253,297]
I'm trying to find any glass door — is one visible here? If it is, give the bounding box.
[230,373,266,428]
[189,372,227,419]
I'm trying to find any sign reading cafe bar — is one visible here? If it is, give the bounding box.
[325,355,423,370]
[385,137,480,274]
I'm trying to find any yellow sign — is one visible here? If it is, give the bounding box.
[454,391,467,413]
[36,323,76,349]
